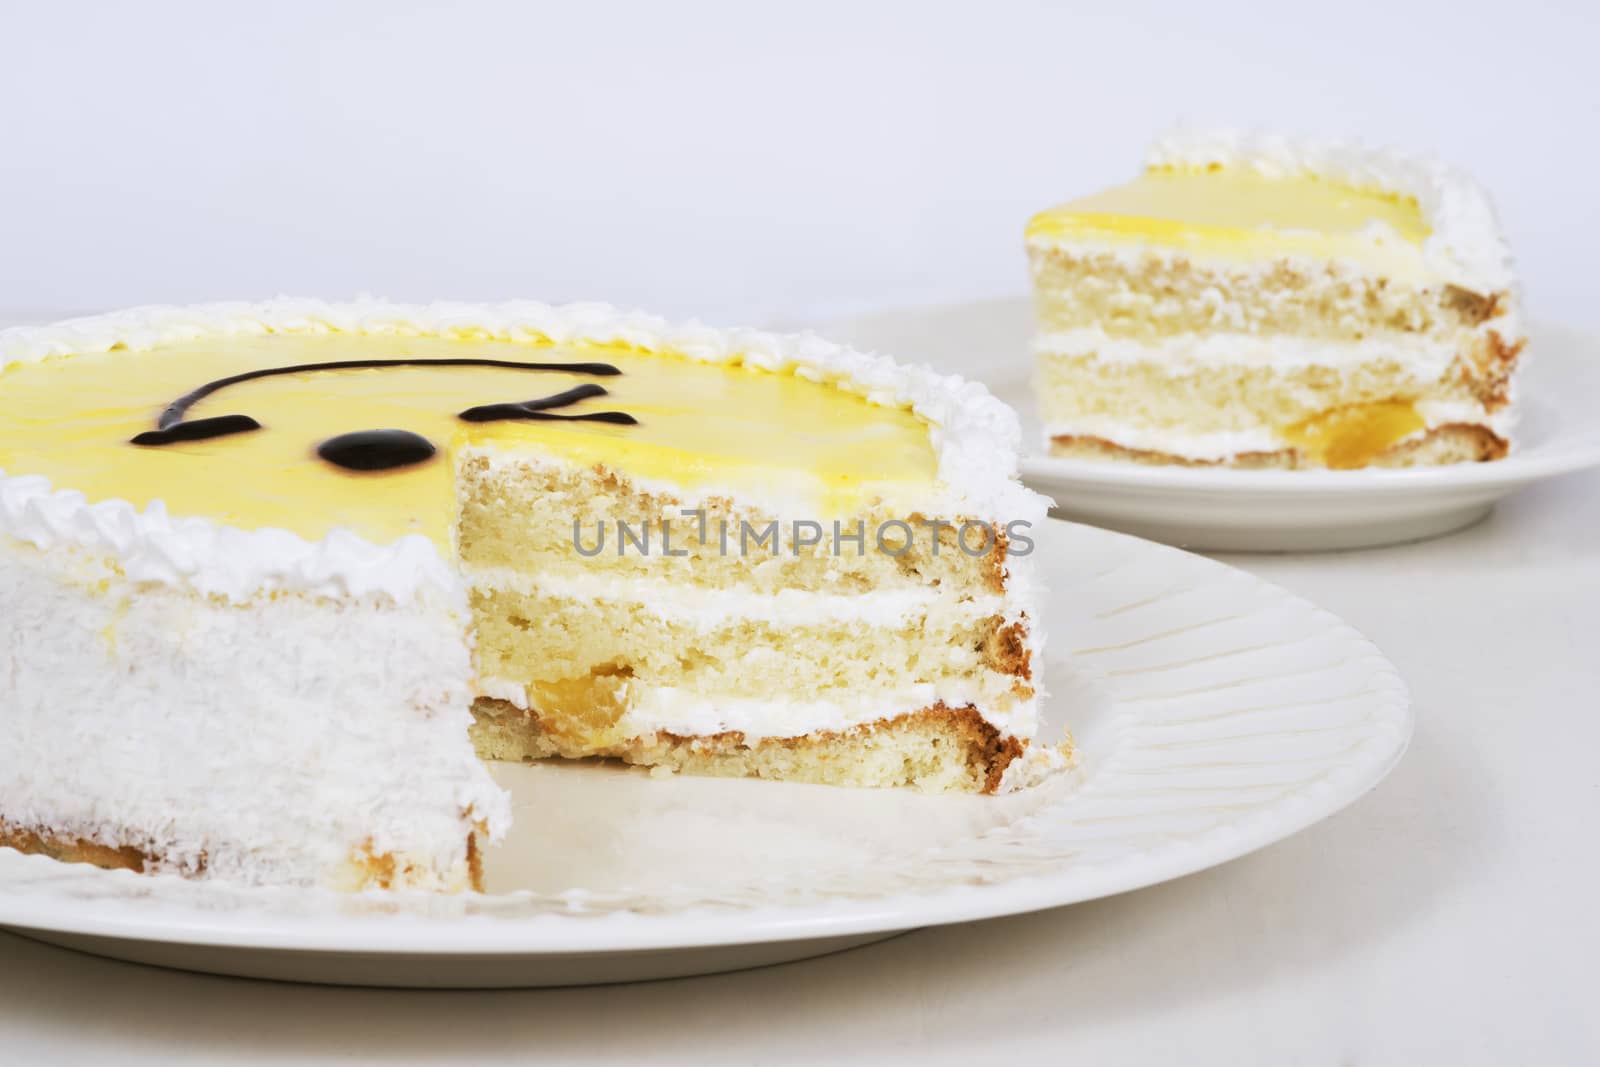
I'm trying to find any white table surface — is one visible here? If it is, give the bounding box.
[2,469,1594,1064]
[1,309,1597,1063]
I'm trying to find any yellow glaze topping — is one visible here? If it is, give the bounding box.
[1027,167,1430,277]
[0,334,940,546]
[1282,401,1425,469]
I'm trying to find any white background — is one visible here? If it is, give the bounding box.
[2,0,1596,328]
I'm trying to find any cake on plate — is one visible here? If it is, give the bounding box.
[1026,129,1525,469]
[0,300,1060,891]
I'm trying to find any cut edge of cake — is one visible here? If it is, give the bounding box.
[1026,127,1526,469]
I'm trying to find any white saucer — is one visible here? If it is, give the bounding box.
[0,520,1410,986]
[824,299,1600,551]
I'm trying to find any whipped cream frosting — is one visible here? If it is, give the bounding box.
[0,474,457,604]
[0,540,508,887]
[612,679,1036,744]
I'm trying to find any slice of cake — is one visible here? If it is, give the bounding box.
[1026,129,1525,468]
[0,299,1059,891]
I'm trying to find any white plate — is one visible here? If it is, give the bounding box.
[0,520,1410,986]
[824,299,1600,551]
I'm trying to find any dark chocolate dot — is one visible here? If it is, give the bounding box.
[316,429,437,472]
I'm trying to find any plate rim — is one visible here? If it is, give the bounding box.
[1021,437,1600,495]
[0,520,1414,957]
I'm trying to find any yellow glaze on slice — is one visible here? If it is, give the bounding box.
[1282,401,1425,469]
[1027,167,1431,278]
[0,334,940,547]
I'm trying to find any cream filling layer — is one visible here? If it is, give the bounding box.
[478,676,1037,743]
[470,566,1033,741]
[1043,398,1514,461]
[464,565,1005,627]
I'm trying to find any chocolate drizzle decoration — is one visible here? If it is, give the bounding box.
[458,383,637,425]
[130,414,263,446]
[130,356,636,471]
[317,429,437,472]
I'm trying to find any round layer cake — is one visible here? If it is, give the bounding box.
[0,299,1059,891]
